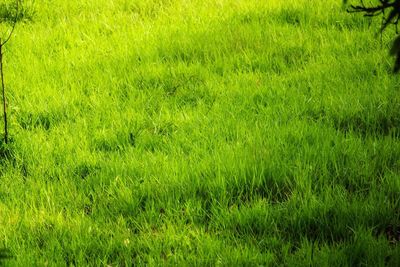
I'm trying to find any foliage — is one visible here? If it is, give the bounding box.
[0,0,29,24]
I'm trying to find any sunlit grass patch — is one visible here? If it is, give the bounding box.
[0,0,399,265]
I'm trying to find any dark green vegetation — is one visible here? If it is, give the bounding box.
[0,0,33,24]
[346,0,400,72]
[0,0,399,265]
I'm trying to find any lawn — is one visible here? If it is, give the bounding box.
[0,0,399,265]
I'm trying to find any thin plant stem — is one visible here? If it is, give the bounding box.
[0,0,20,144]
[0,41,8,144]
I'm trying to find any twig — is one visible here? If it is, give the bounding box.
[1,0,19,47]
[0,0,20,143]
[347,0,400,32]
[0,40,8,144]
[347,0,400,72]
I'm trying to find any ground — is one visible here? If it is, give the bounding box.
[0,0,399,265]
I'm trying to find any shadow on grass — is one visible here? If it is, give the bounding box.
[332,113,400,138]
[0,138,14,163]
[304,107,400,138]
[0,248,12,265]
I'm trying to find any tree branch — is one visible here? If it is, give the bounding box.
[347,0,400,32]
[346,0,400,72]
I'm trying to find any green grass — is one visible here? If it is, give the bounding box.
[0,0,399,265]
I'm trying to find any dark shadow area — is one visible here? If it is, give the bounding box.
[304,107,400,139]
[73,163,100,180]
[226,168,293,205]
[92,129,143,153]
[231,7,370,30]
[332,113,400,138]
[0,248,13,266]
[375,224,400,245]
[18,112,52,130]
[17,109,69,131]
[0,138,14,163]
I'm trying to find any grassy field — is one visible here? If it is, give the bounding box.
[0,0,399,265]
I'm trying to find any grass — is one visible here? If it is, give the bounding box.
[0,0,399,265]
